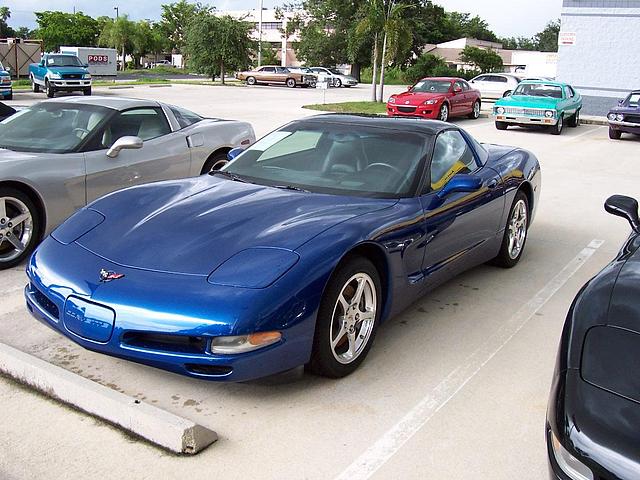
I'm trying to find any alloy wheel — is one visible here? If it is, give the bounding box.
[329,273,377,364]
[0,196,34,264]
[507,199,527,260]
[473,101,480,118]
[439,104,449,122]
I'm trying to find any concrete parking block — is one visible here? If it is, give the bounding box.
[0,342,217,455]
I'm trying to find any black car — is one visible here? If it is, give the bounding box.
[547,195,640,480]
[0,101,15,121]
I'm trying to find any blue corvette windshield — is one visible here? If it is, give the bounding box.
[224,123,429,197]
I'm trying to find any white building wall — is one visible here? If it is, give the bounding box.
[557,1,640,114]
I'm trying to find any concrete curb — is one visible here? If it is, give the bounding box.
[0,342,217,454]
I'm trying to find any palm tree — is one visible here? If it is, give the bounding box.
[99,15,135,71]
[377,1,411,102]
[355,0,384,102]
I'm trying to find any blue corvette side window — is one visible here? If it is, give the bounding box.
[428,130,477,191]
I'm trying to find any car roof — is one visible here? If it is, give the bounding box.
[41,96,162,111]
[519,80,569,87]
[418,77,459,82]
[301,114,451,135]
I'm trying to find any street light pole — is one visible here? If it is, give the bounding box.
[114,6,119,19]
[257,0,263,67]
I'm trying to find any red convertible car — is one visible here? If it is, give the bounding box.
[387,77,482,122]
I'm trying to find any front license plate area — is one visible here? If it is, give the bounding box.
[63,296,115,343]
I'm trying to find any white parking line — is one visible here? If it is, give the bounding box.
[334,239,604,480]
[564,125,605,142]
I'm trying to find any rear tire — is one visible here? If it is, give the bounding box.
[201,151,229,174]
[491,191,529,268]
[45,80,55,98]
[334,78,342,88]
[468,100,481,119]
[568,109,580,128]
[307,256,381,378]
[503,90,512,97]
[286,78,296,88]
[609,127,622,140]
[495,121,508,130]
[0,187,42,270]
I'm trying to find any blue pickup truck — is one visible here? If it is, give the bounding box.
[29,53,92,98]
[0,61,12,100]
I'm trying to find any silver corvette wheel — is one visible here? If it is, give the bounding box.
[507,199,527,260]
[329,272,377,365]
[0,196,34,263]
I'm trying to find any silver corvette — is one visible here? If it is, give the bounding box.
[0,96,255,269]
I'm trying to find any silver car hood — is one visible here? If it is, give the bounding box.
[0,148,45,164]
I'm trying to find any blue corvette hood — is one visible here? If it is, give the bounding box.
[77,177,395,275]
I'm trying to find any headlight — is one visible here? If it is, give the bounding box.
[496,107,505,114]
[550,431,593,480]
[608,113,617,121]
[423,98,440,105]
[388,97,396,104]
[83,74,91,79]
[616,114,624,122]
[210,331,282,354]
[207,247,299,288]
[49,73,61,79]
[545,110,555,118]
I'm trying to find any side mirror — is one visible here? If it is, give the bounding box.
[453,86,462,93]
[83,63,89,68]
[227,147,245,161]
[106,136,143,158]
[436,174,483,199]
[5,66,10,73]
[605,195,640,233]
[618,99,624,106]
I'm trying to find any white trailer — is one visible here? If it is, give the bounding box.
[59,47,117,77]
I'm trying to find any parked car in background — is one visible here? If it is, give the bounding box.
[387,77,482,122]
[236,66,316,88]
[607,90,640,139]
[25,114,540,382]
[492,80,582,135]
[0,61,12,100]
[547,195,640,480]
[470,73,521,99]
[309,67,358,88]
[29,53,92,98]
[0,102,16,121]
[150,60,173,68]
[0,96,255,269]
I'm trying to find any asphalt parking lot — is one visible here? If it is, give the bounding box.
[1,83,638,480]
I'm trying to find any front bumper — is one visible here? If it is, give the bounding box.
[50,80,91,89]
[387,104,439,119]
[493,114,558,126]
[25,237,314,382]
[608,120,640,135]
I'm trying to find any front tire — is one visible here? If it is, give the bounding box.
[495,121,508,130]
[246,76,256,86]
[550,114,564,135]
[83,87,92,96]
[45,80,55,98]
[200,151,229,174]
[5,93,12,100]
[468,100,481,119]
[609,127,622,140]
[438,103,449,122]
[491,191,529,268]
[31,76,40,93]
[0,187,41,270]
[307,256,381,378]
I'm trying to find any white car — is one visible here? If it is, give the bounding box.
[469,73,521,100]
[309,67,358,88]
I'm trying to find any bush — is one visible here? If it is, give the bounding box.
[360,66,405,85]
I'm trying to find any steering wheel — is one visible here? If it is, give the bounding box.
[73,127,90,138]
[365,162,403,176]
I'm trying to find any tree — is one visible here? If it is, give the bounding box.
[260,43,279,66]
[160,0,206,52]
[34,11,101,51]
[404,53,458,83]
[0,7,16,37]
[459,45,503,73]
[444,12,498,43]
[185,13,254,84]
[377,1,412,102]
[535,19,560,52]
[15,27,34,39]
[98,16,135,70]
[500,36,537,51]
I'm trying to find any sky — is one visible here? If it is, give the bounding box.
[5,0,562,38]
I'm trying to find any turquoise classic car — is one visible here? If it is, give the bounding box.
[492,80,582,135]
[0,61,12,100]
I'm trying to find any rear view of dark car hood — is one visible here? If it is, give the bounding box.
[78,177,395,275]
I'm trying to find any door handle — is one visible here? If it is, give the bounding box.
[488,179,498,189]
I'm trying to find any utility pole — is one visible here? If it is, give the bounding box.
[257,0,263,67]
[114,6,119,19]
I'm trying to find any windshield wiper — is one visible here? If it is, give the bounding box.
[272,184,311,193]
[210,170,249,183]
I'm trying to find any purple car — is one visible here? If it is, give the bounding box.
[607,90,640,139]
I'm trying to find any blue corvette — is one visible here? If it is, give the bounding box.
[25,115,541,381]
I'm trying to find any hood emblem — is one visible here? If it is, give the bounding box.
[99,269,125,283]
[405,100,410,104]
